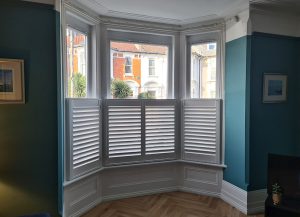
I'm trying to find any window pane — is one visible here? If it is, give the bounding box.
[149,59,155,76]
[66,27,88,98]
[190,42,217,99]
[110,41,168,99]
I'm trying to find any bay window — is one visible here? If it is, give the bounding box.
[64,10,223,181]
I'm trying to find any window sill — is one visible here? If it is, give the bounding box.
[178,160,227,168]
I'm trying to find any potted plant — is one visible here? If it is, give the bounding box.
[272,182,282,205]
[111,79,133,99]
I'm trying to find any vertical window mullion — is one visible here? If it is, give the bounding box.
[141,100,146,159]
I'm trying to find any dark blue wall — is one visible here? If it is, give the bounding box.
[297,39,300,156]
[0,1,59,216]
[56,9,63,216]
[249,33,299,191]
[224,36,250,190]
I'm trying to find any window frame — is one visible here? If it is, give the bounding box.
[65,26,88,98]
[124,56,133,75]
[186,31,222,99]
[105,30,174,99]
[149,58,155,76]
[64,10,99,99]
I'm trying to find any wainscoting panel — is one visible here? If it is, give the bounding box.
[101,163,180,201]
[64,175,102,217]
[180,164,223,197]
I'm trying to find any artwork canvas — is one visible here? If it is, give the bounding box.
[0,59,24,104]
[0,69,14,92]
[263,74,287,103]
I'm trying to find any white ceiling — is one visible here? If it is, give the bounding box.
[72,0,249,25]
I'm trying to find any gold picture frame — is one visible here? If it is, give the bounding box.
[0,58,25,104]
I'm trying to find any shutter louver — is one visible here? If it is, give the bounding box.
[66,99,101,180]
[105,100,177,165]
[145,101,176,159]
[183,100,221,164]
[106,100,142,164]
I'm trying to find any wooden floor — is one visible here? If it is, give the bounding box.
[82,191,265,217]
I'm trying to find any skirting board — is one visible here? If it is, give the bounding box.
[221,180,267,215]
[66,197,102,217]
[248,188,268,215]
[66,182,266,217]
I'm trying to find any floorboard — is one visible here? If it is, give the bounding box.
[81,191,265,217]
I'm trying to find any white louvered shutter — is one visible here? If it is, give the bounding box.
[144,100,176,160]
[66,99,101,180]
[105,100,142,164]
[183,99,221,164]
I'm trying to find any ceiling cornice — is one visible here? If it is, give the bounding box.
[250,0,300,18]
[68,0,248,26]
[64,1,226,34]
[250,3,300,20]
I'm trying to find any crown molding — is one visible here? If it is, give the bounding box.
[250,4,300,21]
[64,1,226,34]
[250,2,300,38]
[221,0,249,20]
[105,9,183,25]
[250,0,300,19]
[65,0,248,26]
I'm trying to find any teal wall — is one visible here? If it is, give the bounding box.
[225,33,300,191]
[249,33,299,191]
[224,36,250,190]
[0,1,59,216]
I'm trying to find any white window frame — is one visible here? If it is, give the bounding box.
[105,30,174,99]
[186,31,222,99]
[63,7,101,182]
[64,9,100,99]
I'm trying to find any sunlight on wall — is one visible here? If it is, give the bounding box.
[0,180,48,216]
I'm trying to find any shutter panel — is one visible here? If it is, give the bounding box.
[66,99,101,180]
[105,100,142,164]
[183,99,221,164]
[145,100,176,160]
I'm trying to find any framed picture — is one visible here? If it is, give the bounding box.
[263,74,287,103]
[0,59,25,104]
